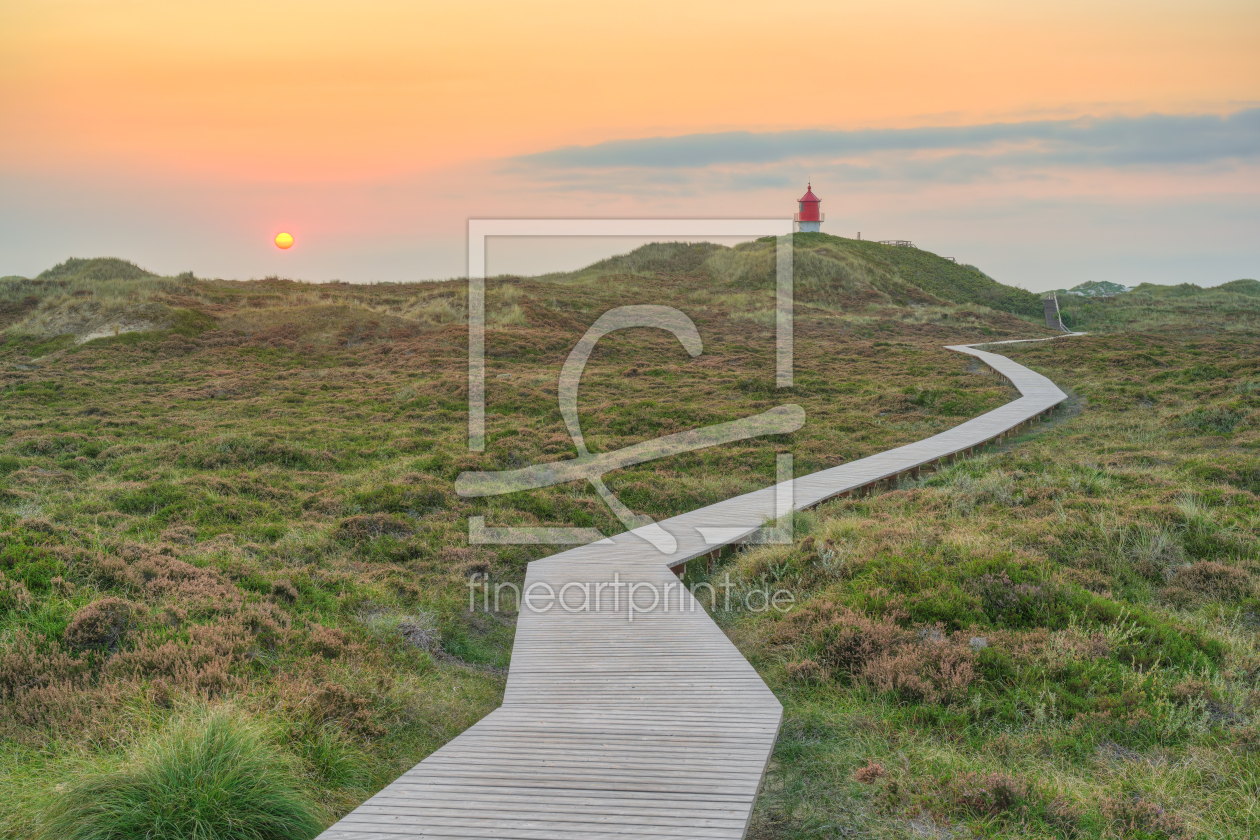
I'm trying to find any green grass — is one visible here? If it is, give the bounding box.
[1057,278,1260,333]
[816,235,1045,318]
[31,707,325,840]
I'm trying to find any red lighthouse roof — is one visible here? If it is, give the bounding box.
[796,183,821,222]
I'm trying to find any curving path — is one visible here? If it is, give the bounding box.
[318,336,1074,840]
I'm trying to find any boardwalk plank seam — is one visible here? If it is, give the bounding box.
[318,335,1075,839]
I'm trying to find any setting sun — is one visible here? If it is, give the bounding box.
[275,232,293,249]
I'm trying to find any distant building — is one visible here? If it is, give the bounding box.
[794,184,823,232]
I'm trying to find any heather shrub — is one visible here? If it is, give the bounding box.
[304,681,384,737]
[940,771,1034,817]
[87,546,244,616]
[159,525,198,546]
[2,603,299,740]
[1169,561,1254,601]
[63,598,136,651]
[135,553,242,609]
[33,706,324,840]
[0,629,90,700]
[307,625,358,660]
[971,570,1057,627]
[271,578,299,602]
[335,513,415,542]
[1101,795,1189,840]
[8,433,93,457]
[785,659,828,683]
[105,623,243,698]
[438,545,494,577]
[851,760,886,784]
[0,573,33,613]
[861,633,976,704]
[237,602,292,651]
[775,601,977,703]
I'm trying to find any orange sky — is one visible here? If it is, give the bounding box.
[1,1,1257,287]
[3,0,1256,180]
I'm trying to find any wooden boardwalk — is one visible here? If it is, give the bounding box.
[318,337,1073,839]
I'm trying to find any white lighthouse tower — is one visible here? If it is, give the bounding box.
[794,183,823,232]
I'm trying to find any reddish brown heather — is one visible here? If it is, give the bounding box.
[1102,795,1190,840]
[941,771,1033,816]
[336,513,415,541]
[776,601,977,703]
[1169,561,1255,601]
[0,574,33,612]
[89,547,244,616]
[852,760,887,784]
[63,598,137,651]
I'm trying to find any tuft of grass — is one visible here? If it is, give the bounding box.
[33,706,324,840]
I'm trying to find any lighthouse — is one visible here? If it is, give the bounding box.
[795,183,823,232]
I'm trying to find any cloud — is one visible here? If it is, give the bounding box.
[512,109,1260,183]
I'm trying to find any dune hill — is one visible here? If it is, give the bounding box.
[553,234,1045,318]
[1,235,1049,349]
[5,240,1257,352]
[1056,276,1260,332]
[35,257,161,284]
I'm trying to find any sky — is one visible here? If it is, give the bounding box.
[1,0,1257,290]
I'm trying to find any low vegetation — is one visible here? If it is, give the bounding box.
[1,237,1255,838]
[710,328,1259,838]
[1056,278,1260,334]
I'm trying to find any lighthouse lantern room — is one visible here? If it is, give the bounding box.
[794,183,823,232]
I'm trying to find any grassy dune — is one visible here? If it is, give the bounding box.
[721,327,1259,839]
[1,238,1256,838]
[1057,279,1260,334]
